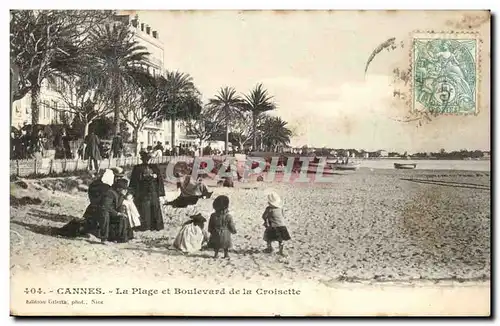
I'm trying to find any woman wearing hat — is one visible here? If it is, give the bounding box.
[82,169,115,238]
[82,169,130,243]
[129,151,166,231]
[261,192,291,256]
[207,195,237,259]
[107,178,135,243]
[58,169,116,239]
[111,166,124,179]
[173,213,209,254]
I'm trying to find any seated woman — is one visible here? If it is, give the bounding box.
[107,178,135,243]
[84,169,130,244]
[57,169,117,239]
[111,167,141,230]
[173,213,209,254]
[181,175,211,198]
[165,175,212,208]
[83,169,117,238]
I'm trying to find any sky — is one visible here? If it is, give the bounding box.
[131,10,490,153]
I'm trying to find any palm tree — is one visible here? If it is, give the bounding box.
[259,116,293,152]
[243,83,277,151]
[207,87,245,155]
[155,71,202,148]
[89,22,151,134]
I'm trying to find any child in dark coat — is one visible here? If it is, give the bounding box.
[208,195,237,259]
[262,192,291,256]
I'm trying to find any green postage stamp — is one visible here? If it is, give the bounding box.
[412,32,480,115]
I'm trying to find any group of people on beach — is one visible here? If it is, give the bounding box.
[172,191,291,258]
[58,150,292,257]
[58,151,166,242]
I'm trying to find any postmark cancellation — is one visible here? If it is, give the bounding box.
[411,31,480,115]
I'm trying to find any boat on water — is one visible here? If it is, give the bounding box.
[394,163,417,169]
[330,163,361,171]
[325,157,361,171]
[306,163,335,174]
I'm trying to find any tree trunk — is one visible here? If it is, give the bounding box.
[170,118,176,152]
[10,70,14,127]
[113,88,120,135]
[225,121,229,155]
[252,113,257,151]
[83,121,90,138]
[31,84,41,125]
[10,60,20,127]
[132,128,139,156]
[80,120,91,159]
[199,139,203,157]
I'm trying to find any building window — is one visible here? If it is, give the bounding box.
[52,100,58,123]
[41,101,48,119]
[59,111,67,124]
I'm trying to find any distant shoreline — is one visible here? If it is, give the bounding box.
[359,157,491,161]
[250,152,491,161]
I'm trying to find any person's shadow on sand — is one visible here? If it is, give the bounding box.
[11,220,59,237]
[27,208,78,223]
[11,219,90,242]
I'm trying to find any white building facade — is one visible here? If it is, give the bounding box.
[11,76,70,128]
[119,13,191,150]
[11,12,192,151]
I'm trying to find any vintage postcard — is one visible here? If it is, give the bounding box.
[9,10,491,316]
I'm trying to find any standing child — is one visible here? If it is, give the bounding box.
[262,192,291,256]
[208,195,237,259]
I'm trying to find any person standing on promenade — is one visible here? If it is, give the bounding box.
[111,134,124,159]
[84,131,101,172]
[153,141,164,158]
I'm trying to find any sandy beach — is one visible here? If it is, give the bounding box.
[10,168,491,315]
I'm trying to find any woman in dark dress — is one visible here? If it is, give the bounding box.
[82,169,116,239]
[129,151,165,231]
[57,172,132,243]
[108,178,134,243]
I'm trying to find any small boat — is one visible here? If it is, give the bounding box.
[306,162,336,174]
[394,163,417,169]
[330,163,361,171]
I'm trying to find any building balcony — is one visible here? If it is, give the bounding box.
[145,56,163,68]
[144,120,163,130]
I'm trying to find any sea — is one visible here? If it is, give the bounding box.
[358,159,490,172]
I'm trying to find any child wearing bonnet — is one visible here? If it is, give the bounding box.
[261,191,291,256]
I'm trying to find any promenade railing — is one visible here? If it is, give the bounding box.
[10,155,228,177]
